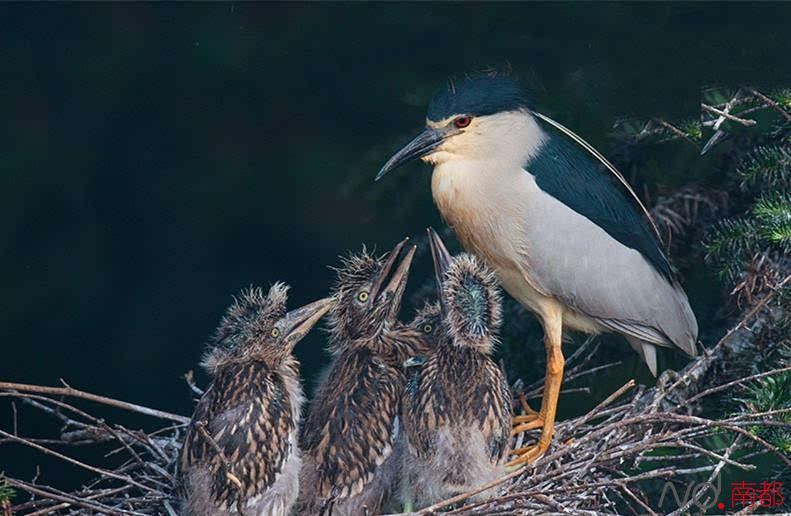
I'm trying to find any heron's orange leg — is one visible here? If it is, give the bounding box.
[507,309,564,467]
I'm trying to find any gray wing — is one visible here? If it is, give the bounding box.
[515,170,698,361]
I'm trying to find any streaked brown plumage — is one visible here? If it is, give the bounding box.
[402,301,443,412]
[178,284,332,516]
[401,229,512,510]
[297,239,428,516]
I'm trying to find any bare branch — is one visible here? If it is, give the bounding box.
[0,380,190,424]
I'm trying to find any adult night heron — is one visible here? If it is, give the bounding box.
[376,73,698,465]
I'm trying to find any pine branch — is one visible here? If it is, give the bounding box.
[737,145,791,189]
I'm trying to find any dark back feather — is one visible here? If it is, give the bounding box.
[527,119,673,280]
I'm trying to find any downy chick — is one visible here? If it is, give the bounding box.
[401,229,512,509]
[179,284,332,516]
[297,238,425,516]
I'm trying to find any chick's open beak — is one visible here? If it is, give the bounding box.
[369,237,408,303]
[427,227,453,317]
[369,237,416,320]
[280,297,334,348]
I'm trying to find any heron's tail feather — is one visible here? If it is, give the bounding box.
[625,336,659,377]
[642,342,658,377]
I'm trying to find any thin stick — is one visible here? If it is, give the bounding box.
[745,87,791,122]
[0,429,158,494]
[686,365,791,405]
[0,380,190,424]
[653,118,700,148]
[701,104,757,126]
[5,478,141,516]
[620,483,657,516]
[566,379,635,433]
[24,485,134,516]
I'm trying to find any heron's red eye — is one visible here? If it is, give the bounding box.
[454,116,471,128]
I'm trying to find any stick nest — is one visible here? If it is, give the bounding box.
[2,279,789,515]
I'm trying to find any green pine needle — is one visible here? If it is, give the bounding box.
[737,145,791,189]
[739,371,791,453]
[0,473,15,503]
[770,88,791,110]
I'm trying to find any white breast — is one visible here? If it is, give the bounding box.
[430,158,605,333]
[432,159,545,301]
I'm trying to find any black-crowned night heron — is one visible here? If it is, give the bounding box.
[297,239,429,516]
[178,284,333,516]
[376,73,698,465]
[400,228,512,510]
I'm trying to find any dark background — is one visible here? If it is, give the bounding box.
[2,3,790,489]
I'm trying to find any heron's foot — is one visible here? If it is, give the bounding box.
[504,461,527,473]
[512,394,543,433]
[506,440,550,467]
[505,437,551,467]
[511,414,544,435]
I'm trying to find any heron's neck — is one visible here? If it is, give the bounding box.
[429,113,546,268]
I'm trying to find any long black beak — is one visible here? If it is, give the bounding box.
[369,238,417,319]
[427,227,453,317]
[280,297,334,349]
[375,126,451,181]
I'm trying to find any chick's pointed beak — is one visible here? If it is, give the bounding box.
[280,297,334,348]
[368,238,416,321]
[427,227,453,316]
[375,126,452,181]
[427,227,453,286]
[369,237,409,303]
[383,244,416,320]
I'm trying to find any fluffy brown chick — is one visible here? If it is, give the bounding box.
[400,229,512,510]
[296,238,426,516]
[178,284,332,516]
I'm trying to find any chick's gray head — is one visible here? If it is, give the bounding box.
[202,284,332,373]
[327,238,416,348]
[442,255,502,353]
[426,228,502,354]
[409,301,443,347]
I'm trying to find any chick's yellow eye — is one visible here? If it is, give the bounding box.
[423,324,432,333]
[271,327,280,338]
[357,291,369,303]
